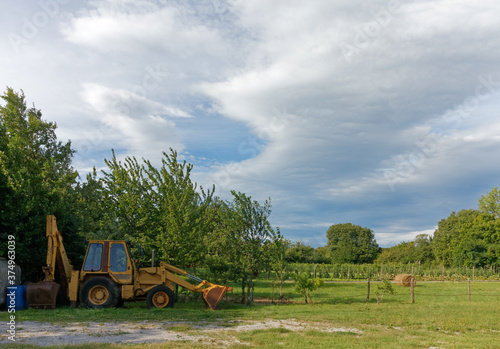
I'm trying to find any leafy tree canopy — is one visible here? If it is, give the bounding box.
[478,187,500,218]
[376,234,434,265]
[0,87,83,281]
[77,149,215,268]
[432,209,500,267]
[286,242,329,264]
[326,223,380,264]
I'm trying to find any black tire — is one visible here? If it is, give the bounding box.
[116,297,125,308]
[80,277,120,309]
[146,285,175,309]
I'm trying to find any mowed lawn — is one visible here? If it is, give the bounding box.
[2,280,500,348]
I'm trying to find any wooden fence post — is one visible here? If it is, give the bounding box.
[468,278,471,302]
[411,277,415,304]
[366,278,370,302]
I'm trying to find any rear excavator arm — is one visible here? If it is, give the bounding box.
[26,215,78,309]
[44,215,74,286]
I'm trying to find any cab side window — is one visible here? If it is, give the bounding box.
[83,243,103,271]
[110,244,128,272]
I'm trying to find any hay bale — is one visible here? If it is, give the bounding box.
[394,274,416,287]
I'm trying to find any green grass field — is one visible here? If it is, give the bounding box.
[2,280,500,348]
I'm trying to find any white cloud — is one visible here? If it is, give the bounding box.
[1,0,500,247]
[78,83,189,160]
[80,83,191,118]
[195,0,500,245]
[62,0,234,68]
[377,228,436,247]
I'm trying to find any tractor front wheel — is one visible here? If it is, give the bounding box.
[146,285,175,309]
[80,277,120,309]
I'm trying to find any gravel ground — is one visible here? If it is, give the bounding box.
[1,319,362,347]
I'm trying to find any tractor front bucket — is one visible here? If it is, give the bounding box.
[26,281,60,309]
[202,285,232,310]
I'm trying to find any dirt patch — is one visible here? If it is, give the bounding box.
[1,319,362,347]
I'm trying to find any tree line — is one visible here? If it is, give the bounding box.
[377,198,500,268]
[318,190,500,268]
[290,192,500,269]
[1,88,499,296]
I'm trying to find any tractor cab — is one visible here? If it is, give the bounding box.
[81,241,134,284]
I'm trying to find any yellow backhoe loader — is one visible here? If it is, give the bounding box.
[26,215,232,310]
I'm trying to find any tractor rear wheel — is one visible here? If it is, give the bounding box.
[80,277,120,309]
[146,285,175,309]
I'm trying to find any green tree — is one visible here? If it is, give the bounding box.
[326,223,380,264]
[293,272,324,304]
[376,234,434,265]
[140,150,215,268]
[413,234,434,262]
[375,279,396,304]
[432,209,481,267]
[432,209,500,267]
[226,191,275,305]
[478,187,500,218]
[285,242,329,263]
[202,198,247,289]
[75,167,119,239]
[315,246,331,263]
[286,241,316,263]
[269,229,290,301]
[453,240,489,267]
[0,88,84,281]
[376,242,413,264]
[78,149,215,269]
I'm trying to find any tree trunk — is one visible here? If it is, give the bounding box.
[279,273,283,299]
[246,277,252,305]
[241,278,246,304]
[271,281,275,303]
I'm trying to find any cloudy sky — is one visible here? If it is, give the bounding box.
[1,0,500,247]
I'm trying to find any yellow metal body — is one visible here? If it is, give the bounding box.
[45,215,74,283]
[37,215,231,309]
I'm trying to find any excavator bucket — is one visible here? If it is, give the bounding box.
[202,285,232,310]
[26,281,60,309]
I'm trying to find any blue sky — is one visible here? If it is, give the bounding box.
[1,0,500,247]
